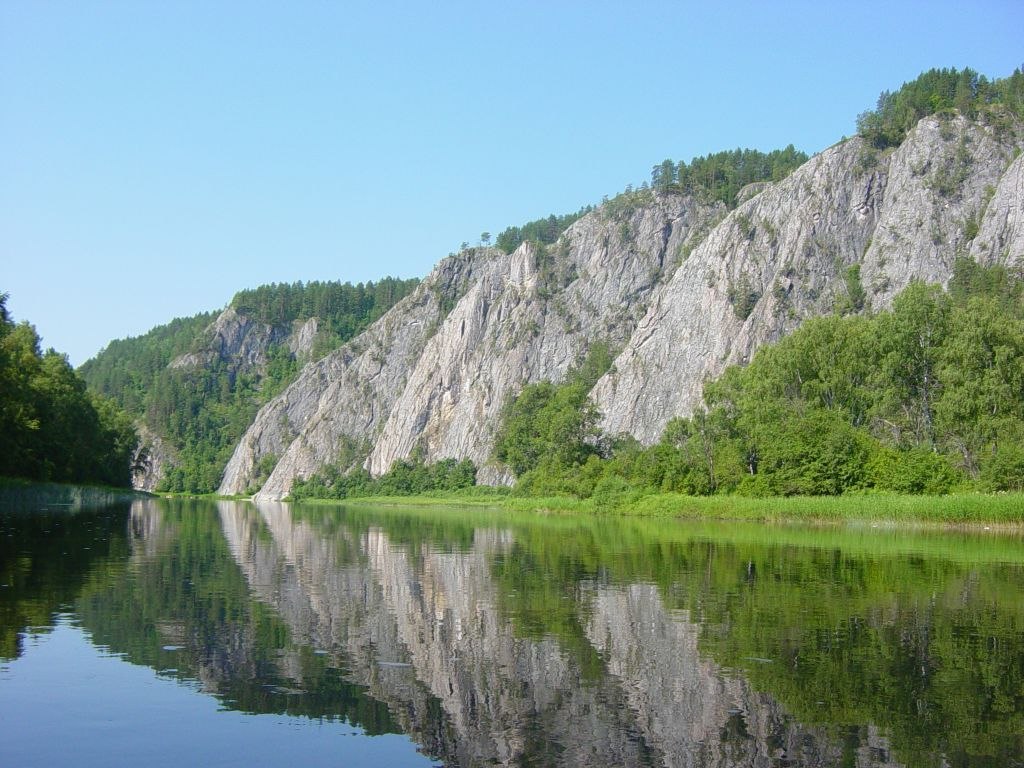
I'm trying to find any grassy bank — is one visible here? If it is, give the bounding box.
[289,487,1024,526]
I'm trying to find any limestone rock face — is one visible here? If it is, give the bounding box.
[970,149,1024,265]
[593,115,1024,443]
[218,250,486,497]
[366,195,724,476]
[222,112,1023,497]
[226,195,723,498]
[130,427,174,492]
[170,307,275,374]
[170,307,320,377]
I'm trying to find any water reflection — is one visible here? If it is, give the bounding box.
[213,500,1024,766]
[3,496,1023,767]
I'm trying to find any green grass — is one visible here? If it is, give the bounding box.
[314,489,1024,526]
[622,491,1024,524]
[291,486,511,508]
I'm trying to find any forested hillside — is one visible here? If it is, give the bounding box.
[79,277,418,493]
[0,293,136,486]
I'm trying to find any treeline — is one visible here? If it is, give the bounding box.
[492,147,807,259]
[494,208,594,254]
[857,66,1024,149]
[80,278,419,493]
[291,456,476,500]
[492,259,1024,504]
[0,293,135,486]
[650,146,809,207]
[231,277,419,347]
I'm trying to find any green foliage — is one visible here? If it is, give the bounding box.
[79,279,418,493]
[77,311,214,415]
[865,446,961,494]
[727,274,761,320]
[0,293,136,486]
[494,208,593,254]
[836,263,866,314]
[230,277,419,349]
[651,146,809,207]
[291,457,477,500]
[492,343,616,483]
[856,67,1024,149]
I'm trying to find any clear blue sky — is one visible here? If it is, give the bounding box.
[2,1,1022,365]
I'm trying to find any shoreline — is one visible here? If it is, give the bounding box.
[123,484,1024,529]
[279,490,1024,529]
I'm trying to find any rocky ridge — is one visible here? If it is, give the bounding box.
[130,425,174,492]
[170,306,319,378]
[217,113,1023,498]
[218,250,487,496]
[595,115,1024,440]
[222,193,725,497]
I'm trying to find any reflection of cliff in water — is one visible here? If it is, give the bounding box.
[218,501,900,767]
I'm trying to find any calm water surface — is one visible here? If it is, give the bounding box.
[1,495,1023,767]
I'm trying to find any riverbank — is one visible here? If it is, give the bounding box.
[289,488,1024,527]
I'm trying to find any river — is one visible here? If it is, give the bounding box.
[1,495,1022,766]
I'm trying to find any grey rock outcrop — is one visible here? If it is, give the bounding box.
[226,196,723,498]
[170,306,318,376]
[131,426,174,492]
[593,115,1024,442]
[366,195,724,476]
[219,250,486,497]
[132,305,322,491]
[970,148,1024,265]
[222,113,1023,497]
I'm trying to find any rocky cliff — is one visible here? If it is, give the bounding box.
[222,194,725,497]
[218,250,488,496]
[130,425,175,492]
[594,114,1024,440]
[223,112,1022,499]
[120,304,321,491]
[168,306,317,376]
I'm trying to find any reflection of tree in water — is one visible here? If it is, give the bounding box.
[0,499,131,661]
[483,514,1024,766]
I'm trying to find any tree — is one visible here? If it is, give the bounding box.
[652,159,676,192]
